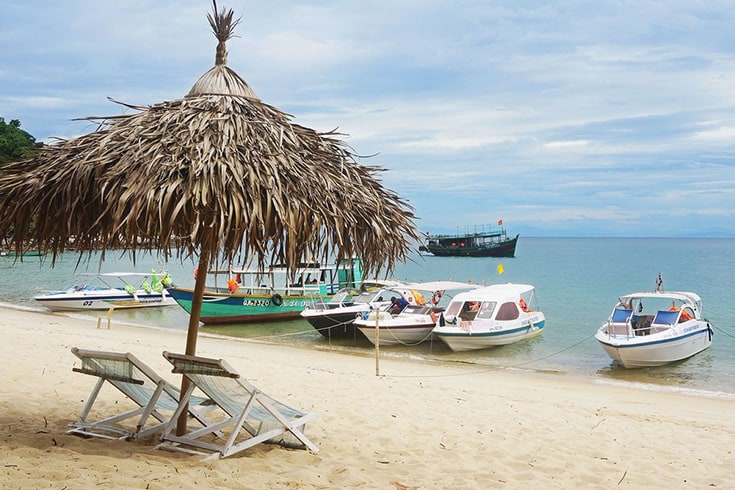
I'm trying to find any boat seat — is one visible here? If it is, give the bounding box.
[649,310,678,334]
[652,310,679,326]
[632,315,653,336]
[606,309,633,335]
[611,308,633,323]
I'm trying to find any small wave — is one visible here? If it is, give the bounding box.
[0,301,48,313]
[593,378,735,400]
[50,310,188,334]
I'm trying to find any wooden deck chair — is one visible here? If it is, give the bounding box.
[68,347,213,441]
[96,307,114,329]
[159,351,318,460]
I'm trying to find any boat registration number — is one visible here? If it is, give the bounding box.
[242,300,271,307]
[241,299,312,307]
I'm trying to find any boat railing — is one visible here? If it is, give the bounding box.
[611,311,677,337]
[233,284,324,296]
[606,308,634,336]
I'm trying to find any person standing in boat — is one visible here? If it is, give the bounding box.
[389,296,409,315]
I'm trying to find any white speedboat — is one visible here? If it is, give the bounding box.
[594,290,713,368]
[34,271,176,311]
[354,280,479,346]
[300,280,408,339]
[433,283,545,352]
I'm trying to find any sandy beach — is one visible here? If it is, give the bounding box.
[1,305,733,489]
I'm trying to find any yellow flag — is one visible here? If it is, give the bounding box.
[497,263,504,275]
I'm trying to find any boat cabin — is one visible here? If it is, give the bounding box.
[605,292,700,337]
[442,284,537,324]
[207,258,362,297]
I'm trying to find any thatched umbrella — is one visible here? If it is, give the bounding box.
[0,1,419,358]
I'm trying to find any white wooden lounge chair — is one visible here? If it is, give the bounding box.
[159,351,318,460]
[68,347,212,441]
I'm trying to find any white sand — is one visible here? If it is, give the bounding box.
[1,305,733,489]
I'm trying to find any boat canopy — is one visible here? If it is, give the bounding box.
[76,272,157,277]
[620,291,702,306]
[358,279,406,288]
[450,283,535,303]
[405,280,480,292]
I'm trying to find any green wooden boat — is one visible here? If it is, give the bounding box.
[168,258,363,324]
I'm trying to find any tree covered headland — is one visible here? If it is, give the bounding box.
[0,118,43,164]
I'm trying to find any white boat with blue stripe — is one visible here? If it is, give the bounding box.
[594,289,713,368]
[433,283,545,352]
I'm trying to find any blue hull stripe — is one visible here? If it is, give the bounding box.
[597,327,710,349]
[438,320,545,338]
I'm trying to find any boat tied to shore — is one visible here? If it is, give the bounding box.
[594,277,713,368]
[300,279,408,339]
[418,221,518,257]
[167,258,363,325]
[34,271,175,311]
[433,283,545,352]
[353,280,479,346]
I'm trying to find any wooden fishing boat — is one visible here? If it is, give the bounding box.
[167,259,362,325]
[418,222,518,257]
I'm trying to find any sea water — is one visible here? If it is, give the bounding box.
[1,238,734,396]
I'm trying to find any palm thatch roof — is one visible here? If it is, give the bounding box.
[0,2,419,278]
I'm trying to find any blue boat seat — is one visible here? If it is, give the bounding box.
[611,308,633,323]
[652,310,679,326]
[608,309,633,335]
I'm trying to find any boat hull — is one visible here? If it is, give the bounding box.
[435,319,545,352]
[35,292,176,311]
[300,280,409,338]
[424,235,518,258]
[167,287,326,324]
[301,307,368,338]
[595,325,712,368]
[355,321,435,346]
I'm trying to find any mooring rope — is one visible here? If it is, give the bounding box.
[382,332,599,379]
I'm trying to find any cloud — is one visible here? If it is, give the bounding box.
[543,140,589,149]
[2,0,734,236]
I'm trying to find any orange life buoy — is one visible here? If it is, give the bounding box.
[431,290,443,305]
[519,298,529,312]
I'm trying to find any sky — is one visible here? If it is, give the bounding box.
[2,1,734,238]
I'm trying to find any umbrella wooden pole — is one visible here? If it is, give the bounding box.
[176,254,209,435]
[184,255,209,356]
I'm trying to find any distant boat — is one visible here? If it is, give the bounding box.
[1,249,46,257]
[418,223,518,258]
[167,259,363,325]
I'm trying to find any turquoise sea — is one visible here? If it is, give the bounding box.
[2,237,734,397]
